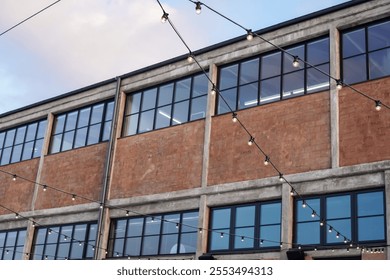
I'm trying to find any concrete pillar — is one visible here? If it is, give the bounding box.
[196,195,209,259]
[280,182,294,259]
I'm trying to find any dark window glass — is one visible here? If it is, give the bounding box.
[283,70,305,98]
[10,144,22,163]
[307,64,330,93]
[260,77,281,104]
[284,45,304,73]
[62,131,75,151]
[192,74,209,97]
[307,38,329,65]
[78,108,91,128]
[238,83,258,109]
[368,21,390,51]
[261,52,281,79]
[87,124,101,145]
[1,147,11,165]
[0,229,27,260]
[0,132,5,148]
[65,111,78,131]
[240,58,259,85]
[139,110,155,133]
[22,141,34,160]
[296,198,320,245]
[14,127,26,145]
[218,88,237,114]
[220,64,238,90]
[172,101,189,125]
[54,115,66,134]
[369,49,390,79]
[74,127,88,148]
[33,139,43,158]
[90,104,104,125]
[123,115,139,136]
[36,120,47,139]
[4,129,15,147]
[105,101,115,121]
[342,28,365,57]
[25,123,38,142]
[155,105,172,129]
[343,55,367,84]
[175,78,191,102]
[142,89,157,111]
[190,96,207,121]
[158,84,174,107]
[125,92,141,115]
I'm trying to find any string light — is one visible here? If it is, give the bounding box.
[264,155,270,166]
[126,211,130,216]
[302,200,307,208]
[336,232,340,238]
[210,85,217,95]
[42,185,47,192]
[290,188,295,196]
[195,1,202,14]
[241,236,245,242]
[328,226,333,233]
[187,53,194,63]
[311,210,316,218]
[72,194,76,201]
[246,29,253,41]
[12,174,17,181]
[15,213,19,219]
[292,56,300,68]
[232,112,237,123]
[161,12,169,23]
[220,232,224,238]
[248,136,254,146]
[320,220,324,226]
[279,173,284,182]
[375,100,382,111]
[336,79,343,90]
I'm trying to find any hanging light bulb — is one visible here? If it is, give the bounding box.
[320,220,324,226]
[248,136,254,146]
[210,85,217,95]
[99,203,103,209]
[246,29,253,41]
[328,226,333,233]
[336,79,343,90]
[279,173,284,182]
[343,237,348,244]
[290,188,295,196]
[187,53,194,63]
[264,155,270,166]
[176,223,179,229]
[72,194,76,201]
[241,236,245,242]
[232,112,237,123]
[42,185,47,192]
[292,56,300,68]
[126,211,130,216]
[375,100,382,111]
[12,174,17,181]
[161,12,169,23]
[198,228,203,234]
[302,200,307,208]
[336,232,340,238]
[195,1,202,14]
[220,232,224,238]
[260,239,264,245]
[15,213,19,219]
[280,242,283,248]
[311,210,316,218]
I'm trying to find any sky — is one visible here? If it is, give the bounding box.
[0,0,350,115]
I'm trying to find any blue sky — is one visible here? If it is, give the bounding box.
[0,0,349,114]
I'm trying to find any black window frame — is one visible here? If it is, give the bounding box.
[216,35,330,115]
[0,228,27,260]
[208,200,282,253]
[109,210,199,258]
[294,188,386,249]
[122,72,209,137]
[49,99,114,154]
[341,17,390,85]
[0,119,47,166]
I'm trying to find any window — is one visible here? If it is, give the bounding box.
[110,211,199,257]
[209,201,281,252]
[342,19,390,84]
[31,222,97,260]
[50,100,114,154]
[123,73,208,136]
[0,228,26,260]
[217,37,330,114]
[295,189,385,248]
[0,119,47,166]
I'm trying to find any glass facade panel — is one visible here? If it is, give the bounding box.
[238,83,258,109]
[368,21,390,51]
[0,229,26,260]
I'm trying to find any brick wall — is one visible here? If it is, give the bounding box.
[339,77,390,167]
[110,121,205,198]
[208,91,331,186]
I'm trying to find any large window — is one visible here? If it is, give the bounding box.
[342,19,390,84]
[295,189,386,248]
[209,201,282,252]
[217,37,330,114]
[123,73,208,136]
[50,100,114,154]
[31,222,97,260]
[0,119,47,166]
[110,211,199,257]
[0,228,26,260]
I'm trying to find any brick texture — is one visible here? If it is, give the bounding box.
[110,121,204,198]
[339,77,390,167]
[35,144,108,210]
[208,92,331,186]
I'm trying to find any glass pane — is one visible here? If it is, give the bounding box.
[102,121,112,141]
[307,64,330,93]
[192,74,208,97]
[32,245,44,260]
[14,126,26,145]
[22,142,34,160]
[307,38,329,65]
[90,104,104,125]
[0,232,5,247]
[343,55,367,84]
[126,93,141,115]
[238,83,258,109]
[261,52,281,79]
[70,242,83,259]
[77,107,91,128]
[190,96,207,121]
[358,216,385,241]
[172,101,189,125]
[282,70,305,98]
[357,191,384,216]
[155,105,172,129]
[60,226,73,243]
[25,123,38,142]
[65,111,78,131]
[44,244,56,260]
[236,206,255,227]
[259,225,281,247]
[62,131,75,151]
[74,127,88,148]
[209,229,229,251]
[87,123,101,145]
[342,28,365,57]
[297,198,320,222]
[369,49,390,79]
[234,227,254,249]
[0,132,5,148]
[4,129,15,147]
[1,147,12,165]
[180,232,197,253]
[50,135,62,154]
[218,88,237,114]
[13,248,23,260]
[105,101,115,121]
[5,231,16,246]
[115,220,127,238]
[296,222,320,245]
[138,110,155,133]
[160,234,179,254]
[88,224,97,241]
[54,115,66,134]
[127,218,144,237]
[142,236,159,255]
[211,208,231,229]
[175,78,191,102]
[123,114,139,136]
[46,227,60,243]
[158,83,174,107]
[16,230,26,246]
[36,120,47,139]
[57,243,70,259]
[326,219,351,244]
[144,216,161,235]
[10,144,22,163]
[141,88,157,111]
[33,139,43,158]
[162,214,180,234]
[284,45,304,73]
[35,228,47,244]
[181,212,199,233]
[260,77,280,104]
[219,64,238,90]
[261,202,281,225]
[113,238,124,256]
[73,224,87,241]
[326,195,350,219]
[240,58,259,85]
[368,21,390,51]
[125,237,141,256]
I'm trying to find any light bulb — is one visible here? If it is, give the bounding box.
[292,56,300,68]
[187,54,194,63]
[320,220,324,226]
[72,194,76,201]
[161,12,169,23]
[195,2,201,14]
[232,112,237,123]
[43,185,47,192]
[336,80,343,90]
[220,232,224,238]
[279,173,284,182]
[336,232,340,238]
[302,200,306,208]
[12,174,17,181]
[248,136,254,146]
[126,211,130,216]
[328,226,333,233]
[246,30,253,41]
[241,236,245,242]
[375,100,382,111]
[211,86,216,95]
[264,156,270,166]
[311,211,316,218]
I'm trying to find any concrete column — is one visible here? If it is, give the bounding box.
[385,170,390,260]
[280,182,294,259]
[196,194,209,259]
[329,27,341,169]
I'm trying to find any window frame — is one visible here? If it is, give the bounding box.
[0,228,27,260]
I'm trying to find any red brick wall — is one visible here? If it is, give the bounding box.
[0,159,40,215]
[35,144,108,210]
[208,92,331,186]
[339,77,390,167]
[110,121,205,199]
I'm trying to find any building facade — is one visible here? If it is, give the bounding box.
[0,0,389,260]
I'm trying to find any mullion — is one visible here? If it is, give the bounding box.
[30,121,40,160]
[98,102,108,143]
[188,76,195,122]
[121,219,130,257]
